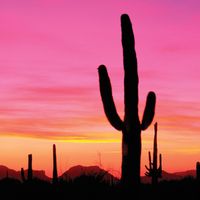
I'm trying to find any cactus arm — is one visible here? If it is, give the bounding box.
[145,165,150,171]
[145,172,151,176]
[145,167,152,177]
[121,14,139,125]
[98,65,123,131]
[141,92,156,130]
[145,151,153,177]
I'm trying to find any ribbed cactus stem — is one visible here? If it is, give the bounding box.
[98,14,156,187]
[53,144,58,184]
[28,154,32,181]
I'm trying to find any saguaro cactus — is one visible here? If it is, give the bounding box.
[98,14,156,186]
[52,144,58,184]
[21,154,33,182]
[196,162,200,181]
[145,123,162,185]
[28,154,33,181]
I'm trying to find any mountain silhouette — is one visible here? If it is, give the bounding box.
[0,165,50,182]
[173,170,196,177]
[0,165,196,183]
[60,165,119,183]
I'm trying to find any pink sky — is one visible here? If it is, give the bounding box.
[0,0,200,177]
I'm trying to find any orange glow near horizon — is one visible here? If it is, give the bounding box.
[1,121,200,178]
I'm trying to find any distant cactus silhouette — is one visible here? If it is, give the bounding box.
[21,154,33,182]
[98,14,156,186]
[145,123,162,185]
[28,154,33,181]
[52,144,58,184]
[196,162,200,181]
[21,168,26,182]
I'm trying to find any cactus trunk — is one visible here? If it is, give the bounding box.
[28,154,32,181]
[98,14,156,187]
[121,130,141,186]
[53,144,58,184]
[121,14,141,186]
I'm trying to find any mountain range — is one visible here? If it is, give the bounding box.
[0,165,197,183]
[0,165,51,181]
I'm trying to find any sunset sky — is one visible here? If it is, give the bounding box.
[0,0,200,178]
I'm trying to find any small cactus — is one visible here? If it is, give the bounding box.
[52,144,58,184]
[145,123,162,185]
[28,154,33,181]
[21,154,33,182]
[196,162,200,181]
[21,168,26,182]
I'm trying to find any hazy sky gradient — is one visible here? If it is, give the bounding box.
[0,0,200,177]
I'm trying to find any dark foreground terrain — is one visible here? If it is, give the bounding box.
[0,175,200,200]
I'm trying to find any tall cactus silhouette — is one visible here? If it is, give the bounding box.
[52,144,58,184]
[145,123,162,185]
[98,14,156,186]
[28,154,33,181]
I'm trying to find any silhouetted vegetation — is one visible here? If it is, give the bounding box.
[98,14,156,187]
[145,122,162,185]
[0,174,200,200]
